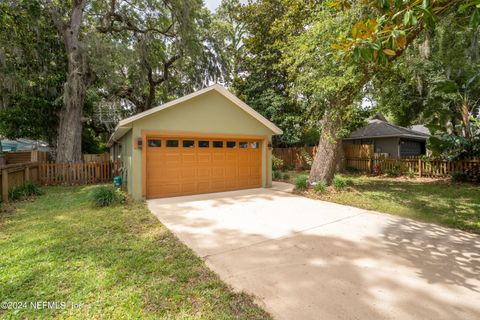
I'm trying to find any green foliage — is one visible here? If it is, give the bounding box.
[272,155,284,171]
[428,118,480,160]
[0,0,65,144]
[8,182,43,202]
[282,172,290,180]
[452,172,468,182]
[88,186,124,207]
[407,170,417,178]
[385,164,402,177]
[332,175,349,190]
[233,0,320,146]
[346,166,362,174]
[272,170,282,180]
[294,175,309,190]
[313,181,327,194]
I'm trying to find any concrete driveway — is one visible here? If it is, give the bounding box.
[148,182,480,320]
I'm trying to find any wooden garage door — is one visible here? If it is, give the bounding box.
[146,137,262,198]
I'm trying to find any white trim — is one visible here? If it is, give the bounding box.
[107,84,282,146]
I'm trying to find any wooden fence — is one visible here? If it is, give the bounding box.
[345,157,480,177]
[39,161,119,186]
[273,147,317,170]
[1,162,39,202]
[82,153,110,162]
[274,144,375,170]
[343,144,374,158]
[4,151,49,164]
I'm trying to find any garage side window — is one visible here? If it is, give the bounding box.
[239,142,248,149]
[166,140,179,147]
[148,139,161,147]
[226,141,236,148]
[213,141,223,148]
[183,140,195,148]
[198,140,209,148]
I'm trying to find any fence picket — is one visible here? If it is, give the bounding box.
[345,157,477,178]
[38,161,119,186]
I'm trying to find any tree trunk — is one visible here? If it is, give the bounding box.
[46,0,88,162]
[309,111,344,184]
[56,59,85,162]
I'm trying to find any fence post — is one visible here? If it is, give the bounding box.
[24,166,30,183]
[2,169,8,203]
[418,159,422,177]
[368,158,373,173]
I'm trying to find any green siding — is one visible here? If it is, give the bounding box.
[119,130,133,193]
[122,90,275,199]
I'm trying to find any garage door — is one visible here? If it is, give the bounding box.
[146,137,262,198]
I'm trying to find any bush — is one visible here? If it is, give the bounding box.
[8,182,43,201]
[346,166,362,174]
[452,172,468,182]
[385,163,401,177]
[313,181,327,193]
[294,175,309,190]
[332,175,348,190]
[282,172,290,180]
[272,170,282,180]
[272,155,284,171]
[407,170,416,178]
[88,186,124,207]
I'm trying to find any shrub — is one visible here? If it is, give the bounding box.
[332,175,348,190]
[294,175,309,190]
[346,166,362,174]
[407,169,416,178]
[452,172,468,182]
[88,186,124,207]
[8,182,43,201]
[272,155,284,171]
[272,170,282,180]
[313,181,327,193]
[385,163,401,177]
[282,172,290,180]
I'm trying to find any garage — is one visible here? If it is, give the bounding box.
[146,136,262,198]
[108,84,282,200]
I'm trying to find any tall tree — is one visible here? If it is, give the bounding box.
[0,0,65,146]
[43,0,95,162]
[288,0,475,183]
[235,0,320,146]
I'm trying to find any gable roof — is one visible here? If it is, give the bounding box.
[108,84,282,146]
[344,119,430,141]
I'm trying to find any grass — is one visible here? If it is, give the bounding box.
[0,186,271,319]
[277,171,480,234]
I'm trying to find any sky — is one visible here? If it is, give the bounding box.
[204,0,222,11]
[204,0,249,12]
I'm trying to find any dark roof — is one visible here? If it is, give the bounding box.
[409,124,431,135]
[344,119,430,141]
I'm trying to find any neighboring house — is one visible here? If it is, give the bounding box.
[0,138,51,152]
[343,115,430,157]
[107,84,282,200]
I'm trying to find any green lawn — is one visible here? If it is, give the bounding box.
[0,186,271,319]
[277,171,480,234]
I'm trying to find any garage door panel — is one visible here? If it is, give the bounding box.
[238,167,250,177]
[181,168,196,179]
[182,153,196,163]
[197,154,211,163]
[197,181,210,192]
[181,182,197,194]
[225,167,237,178]
[147,137,262,198]
[197,167,211,177]
[226,153,237,162]
[212,167,225,178]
